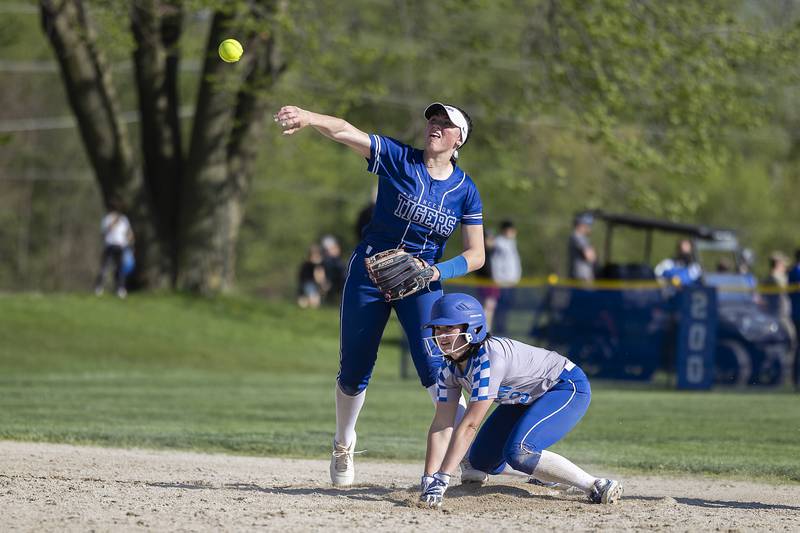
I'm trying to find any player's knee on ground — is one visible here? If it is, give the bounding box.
[505,443,542,474]
[337,380,365,397]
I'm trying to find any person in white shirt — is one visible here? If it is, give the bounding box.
[94,209,134,298]
[491,220,522,334]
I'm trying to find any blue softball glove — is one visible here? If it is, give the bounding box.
[420,472,450,508]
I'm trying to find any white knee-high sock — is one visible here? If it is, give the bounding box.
[334,383,366,447]
[497,464,530,477]
[532,450,596,492]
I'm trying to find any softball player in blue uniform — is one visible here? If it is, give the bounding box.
[275,103,485,486]
[419,293,623,507]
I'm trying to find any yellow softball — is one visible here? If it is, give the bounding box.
[218,39,243,63]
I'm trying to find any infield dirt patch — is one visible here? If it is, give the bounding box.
[1,441,798,531]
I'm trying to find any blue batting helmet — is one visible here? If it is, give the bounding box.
[425,293,488,344]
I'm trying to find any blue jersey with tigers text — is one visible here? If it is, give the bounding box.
[362,135,483,263]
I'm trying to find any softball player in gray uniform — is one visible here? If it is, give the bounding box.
[419,293,623,507]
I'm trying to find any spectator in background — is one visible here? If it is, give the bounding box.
[568,213,596,281]
[298,244,329,309]
[762,251,791,319]
[762,251,796,385]
[739,248,755,275]
[788,249,800,388]
[355,184,378,241]
[491,220,522,335]
[654,239,702,285]
[321,234,346,304]
[94,206,134,299]
[476,229,499,329]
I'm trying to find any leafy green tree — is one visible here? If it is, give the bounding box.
[40,0,285,292]
[26,0,800,292]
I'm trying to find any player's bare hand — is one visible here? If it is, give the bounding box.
[274,106,310,135]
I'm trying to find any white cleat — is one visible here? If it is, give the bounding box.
[459,457,489,484]
[589,478,623,504]
[330,436,356,487]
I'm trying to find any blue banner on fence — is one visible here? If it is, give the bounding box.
[435,277,791,388]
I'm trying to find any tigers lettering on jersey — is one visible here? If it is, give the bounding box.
[364,134,483,262]
[394,193,458,237]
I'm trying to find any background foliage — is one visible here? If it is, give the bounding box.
[1,0,799,294]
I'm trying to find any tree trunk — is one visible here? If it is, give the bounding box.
[40,0,169,288]
[41,0,285,293]
[178,1,284,293]
[131,0,184,285]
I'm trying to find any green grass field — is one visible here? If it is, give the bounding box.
[1,293,799,482]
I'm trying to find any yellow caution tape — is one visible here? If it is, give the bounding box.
[446,277,800,294]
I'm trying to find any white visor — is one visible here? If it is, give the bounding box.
[424,102,469,146]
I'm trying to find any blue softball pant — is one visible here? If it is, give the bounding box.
[337,242,444,396]
[468,365,591,474]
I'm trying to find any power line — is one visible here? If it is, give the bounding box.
[0,59,202,74]
[0,105,194,133]
[0,3,37,14]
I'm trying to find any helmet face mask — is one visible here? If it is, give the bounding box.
[423,328,473,362]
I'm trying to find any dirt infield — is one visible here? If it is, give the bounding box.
[1,441,799,532]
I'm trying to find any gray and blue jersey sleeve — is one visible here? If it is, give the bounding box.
[468,350,505,401]
[436,364,462,403]
[435,350,507,403]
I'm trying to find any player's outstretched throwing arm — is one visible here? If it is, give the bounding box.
[275,103,484,297]
[274,105,371,158]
